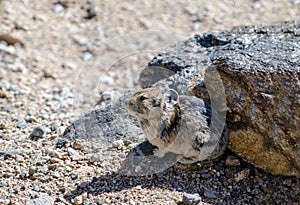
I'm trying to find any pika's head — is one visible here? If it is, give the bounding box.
[125,87,179,120]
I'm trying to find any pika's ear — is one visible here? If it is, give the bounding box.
[163,89,179,108]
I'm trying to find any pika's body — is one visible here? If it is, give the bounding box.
[125,87,226,164]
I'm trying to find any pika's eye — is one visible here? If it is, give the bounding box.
[139,95,147,101]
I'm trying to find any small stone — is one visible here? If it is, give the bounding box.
[291,0,300,4]
[71,173,78,180]
[48,150,61,158]
[57,0,71,8]
[225,155,240,167]
[182,192,201,205]
[67,147,80,156]
[129,199,136,205]
[43,69,56,79]
[17,122,28,129]
[53,4,64,13]
[96,199,105,205]
[99,74,114,85]
[39,176,50,182]
[0,90,8,99]
[123,139,133,146]
[74,195,83,205]
[27,190,39,198]
[81,51,93,61]
[88,153,103,163]
[26,116,39,123]
[0,34,25,47]
[8,83,19,92]
[50,157,62,164]
[79,181,88,188]
[191,22,202,31]
[73,140,84,150]
[0,120,7,129]
[30,126,46,140]
[26,193,54,205]
[9,63,28,73]
[52,94,62,101]
[33,185,40,192]
[86,3,97,19]
[50,122,58,131]
[112,140,124,149]
[234,168,250,182]
[203,190,217,199]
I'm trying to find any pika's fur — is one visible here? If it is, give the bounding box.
[125,87,226,164]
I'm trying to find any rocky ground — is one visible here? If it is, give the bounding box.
[0,0,299,204]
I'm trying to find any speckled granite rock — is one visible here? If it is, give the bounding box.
[140,21,300,176]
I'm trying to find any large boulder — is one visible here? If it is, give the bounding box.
[140,21,300,176]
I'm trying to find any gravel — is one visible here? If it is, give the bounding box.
[0,0,299,204]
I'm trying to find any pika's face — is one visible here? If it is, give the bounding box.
[125,88,180,121]
[125,88,162,119]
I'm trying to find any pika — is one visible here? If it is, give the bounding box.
[125,87,227,164]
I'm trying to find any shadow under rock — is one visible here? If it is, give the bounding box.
[64,141,211,200]
[64,141,300,204]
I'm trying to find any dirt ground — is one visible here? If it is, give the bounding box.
[0,0,299,204]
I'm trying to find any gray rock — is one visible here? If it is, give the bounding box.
[30,126,46,140]
[33,185,40,192]
[28,166,37,176]
[48,150,61,158]
[203,189,217,199]
[140,21,300,177]
[26,193,54,205]
[17,122,27,129]
[53,4,64,13]
[182,192,202,205]
[81,51,93,61]
[86,3,97,19]
[57,91,143,150]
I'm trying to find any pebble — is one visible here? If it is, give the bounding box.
[50,157,62,164]
[17,122,28,129]
[53,4,64,13]
[50,122,58,131]
[203,190,217,199]
[26,193,54,205]
[57,0,71,8]
[73,140,84,150]
[33,185,40,192]
[191,22,202,31]
[67,147,80,156]
[74,195,83,205]
[27,190,39,198]
[129,199,136,205]
[225,155,240,167]
[0,120,7,129]
[71,173,78,180]
[81,51,93,61]
[234,168,250,182]
[88,153,103,163]
[48,150,61,158]
[182,193,201,205]
[26,116,39,123]
[79,181,88,188]
[100,74,114,85]
[9,63,28,73]
[292,0,300,4]
[86,3,97,19]
[112,140,124,149]
[43,69,56,79]
[30,126,46,139]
